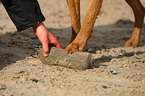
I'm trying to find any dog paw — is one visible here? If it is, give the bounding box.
[65,43,83,54]
[124,39,139,47]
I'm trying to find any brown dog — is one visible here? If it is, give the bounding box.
[65,0,145,54]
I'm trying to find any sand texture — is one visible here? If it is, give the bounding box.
[0,0,145,96]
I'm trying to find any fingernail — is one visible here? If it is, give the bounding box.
[44,54,48,57]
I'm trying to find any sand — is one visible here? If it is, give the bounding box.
[0,0,145,96]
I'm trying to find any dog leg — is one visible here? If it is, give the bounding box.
[124,0,145,47]
[67,0,81,43]
[66,0,103,53]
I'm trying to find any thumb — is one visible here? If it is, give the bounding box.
[55,42,62,49]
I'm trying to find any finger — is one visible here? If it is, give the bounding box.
[55,42,62,48]
[33,23,49,56]
[42,43,49,57]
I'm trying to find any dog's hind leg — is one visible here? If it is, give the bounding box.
[124,0,145,47]
[67,0,81,43]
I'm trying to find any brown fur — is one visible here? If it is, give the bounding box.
[65,0,145,53]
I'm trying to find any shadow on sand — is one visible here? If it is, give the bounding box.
[0,19,145,70]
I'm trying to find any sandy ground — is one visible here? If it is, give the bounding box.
[0,0,145,96]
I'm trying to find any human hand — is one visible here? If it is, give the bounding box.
[33,23,62,57]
